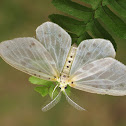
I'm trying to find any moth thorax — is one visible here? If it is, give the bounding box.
[60,45,77,85]
[62,46,77,74]
[60,74,69,84]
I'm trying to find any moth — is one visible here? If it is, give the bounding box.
[0,22,126,111]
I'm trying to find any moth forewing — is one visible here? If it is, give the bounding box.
[0,37,58,81]
[70,39,116,76]
[36,22,72,73]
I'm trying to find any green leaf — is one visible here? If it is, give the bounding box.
[80,0,102,10]
[102,0,111,6]
[76,32,92,45]
[113,0,126,10]
[52,0,93,22]
[29,76,52,86]
[95,6,126,39]
[50,0,126,51]
[49,14,85,36]
[68,32,78,45]
[34,86,48,97]
[93,19,117,50]
[86,19,117,50]
[86,20,103,38]
[107,0,126,18]
[48,84,59,99]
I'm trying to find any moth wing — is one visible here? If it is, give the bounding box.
[70,58,126,96]
[36,22,71,73]
[0,37,58,81]
[70,39,116,75]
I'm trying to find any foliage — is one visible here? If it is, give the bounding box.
[29,76,52,86]
[34,86,49,97]
[49,0,126,50]
[29,76,58,98]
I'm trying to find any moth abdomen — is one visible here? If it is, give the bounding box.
[61,45,77,79]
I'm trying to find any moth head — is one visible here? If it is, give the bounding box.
[59,84,68,91]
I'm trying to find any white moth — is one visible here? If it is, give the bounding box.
[0,22,126,112]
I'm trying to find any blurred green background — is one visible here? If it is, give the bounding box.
[0,0,126,126]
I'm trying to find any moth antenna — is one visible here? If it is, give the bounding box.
[52,84,58,99]
[64,90,85,111]
[42,91,61,112]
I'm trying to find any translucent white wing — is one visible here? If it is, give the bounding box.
[42,91,61,112]
[0,37,58,80]
[70,58,126,96]
[70,39,116,75]
[64,91,85,111]
[36,22,71,73]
